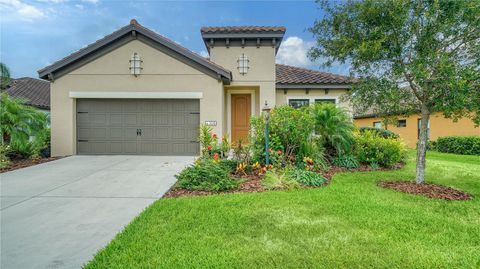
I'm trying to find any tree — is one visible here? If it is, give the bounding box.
[0,93,48,144]
[309,0,480,183]
[0,63,11,90]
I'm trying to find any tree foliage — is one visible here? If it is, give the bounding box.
[0,62,11,90]
[309,0,479,183]
[0,93,48,144]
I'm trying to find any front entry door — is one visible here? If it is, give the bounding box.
[231,94,251,143]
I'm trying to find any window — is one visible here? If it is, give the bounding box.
[373,121,382,128]
[417,119,430,139]
[397,119,407,127]
[289,99,310,109]
[237,53,249,75]
[315,99,336,104]
[129,53,142,76]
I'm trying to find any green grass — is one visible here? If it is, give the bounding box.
[85,151,480,269]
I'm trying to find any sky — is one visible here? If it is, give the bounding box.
[0,0,350,78]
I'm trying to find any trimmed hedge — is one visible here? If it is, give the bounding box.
[436,136,480,155]
[358,127,399,139]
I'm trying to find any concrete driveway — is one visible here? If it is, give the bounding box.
[1,155,194,269]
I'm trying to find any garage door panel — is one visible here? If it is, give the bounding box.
[110,128,123,139]
[91,128,107,139]
[141,114,155,125]
[141,127,155,139]
[109,114,123,126]
[123,142,138,154]
[154,128,169,139]
[124,114,139,126]
[91,114,107,125]
[77,99,199,155]
[124,128,138,140]
[172,128,185,139]
[172,113,186,125]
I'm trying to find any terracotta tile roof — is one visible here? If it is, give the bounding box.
[276,64,351,85]
[201,26,286,34]
[4,77,50,109]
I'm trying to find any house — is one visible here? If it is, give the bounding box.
[354,112,480,148]
[3,77,50,113]
[38,19,351,156]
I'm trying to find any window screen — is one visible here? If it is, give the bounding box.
[315,99,336,104]
[288,99,310,109]
[373,121,382,128]
[397,119,407,127]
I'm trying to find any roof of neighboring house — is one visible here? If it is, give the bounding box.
[4,77,50,110]
[200,26,286,35]
[38,19,232,82]
[275,64,352,87]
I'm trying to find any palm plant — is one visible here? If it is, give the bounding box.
[0,62,11,90]
[309,103,356,158]
[0,93,48,144]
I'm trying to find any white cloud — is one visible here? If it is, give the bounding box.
[199,50,209,58]
[276,36,314,67]
[81,0,99,4]
[75,4,83,9]
[0,0,45,20]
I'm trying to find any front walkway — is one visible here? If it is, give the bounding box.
[1,155,194,269]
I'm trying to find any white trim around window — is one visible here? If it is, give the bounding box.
[286,96,337,107]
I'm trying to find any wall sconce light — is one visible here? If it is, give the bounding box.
[130,52,142,76]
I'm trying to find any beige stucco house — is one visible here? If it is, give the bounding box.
[39,19,351,156]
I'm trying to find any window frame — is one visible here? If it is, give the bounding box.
[397,119,407,128]
[288,99,310,109]
[373,121,382,128]
[314,98,336,104]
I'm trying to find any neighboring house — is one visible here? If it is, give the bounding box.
[3,77,50,113]
[38,19,351,156]
[354,112,479,148]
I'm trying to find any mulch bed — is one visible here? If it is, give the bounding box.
[164,163,405,199]
[378,181,472,201]
[163,174,266,198]
[0,156,63,173]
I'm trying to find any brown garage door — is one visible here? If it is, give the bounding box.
[76,99,200,155]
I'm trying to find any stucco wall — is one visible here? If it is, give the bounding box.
[209,46,276,111]
[354,112,480,148]
[50,39,224,156]
[276,89,351,111]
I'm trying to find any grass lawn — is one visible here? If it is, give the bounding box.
[86,151,480,268]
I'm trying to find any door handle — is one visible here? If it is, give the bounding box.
[136,129,142,136]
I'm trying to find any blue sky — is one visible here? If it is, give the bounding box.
[0,0,349,78]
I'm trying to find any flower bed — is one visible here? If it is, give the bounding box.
[0,156,62,173]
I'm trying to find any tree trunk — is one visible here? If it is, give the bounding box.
[415,105,430,184]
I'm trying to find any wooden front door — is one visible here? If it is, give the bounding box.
[231,94,251,143]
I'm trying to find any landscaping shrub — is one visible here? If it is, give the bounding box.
[358,127,399,139]
[353,131,407,167]
[175,159,239,192]
[8,138,40,159]
[0,93,48,144]
[250,105,315,165]
[309,103,356,157]
[436,136,480,155]
[286,168,327,187]
[332,155,360,169]
[218,159,238,173]
[261,169,300,190]
[0,144,10,168]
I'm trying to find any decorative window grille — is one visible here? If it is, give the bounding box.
[237,53,249,75]
[129,53,142,76]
